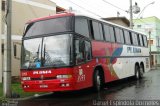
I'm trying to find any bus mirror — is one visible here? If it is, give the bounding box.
[14,44,17,57]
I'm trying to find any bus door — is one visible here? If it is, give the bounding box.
[74,39,93,88]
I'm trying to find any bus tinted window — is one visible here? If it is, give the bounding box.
[103,24,110,41]
[85,41,92,61]
[120,29,124,43]
[110,26,115,42]
[75,17,89,38]
[131,32,138,45]
[24,17,72,37]
[143,35,148,47]
[115,27,124,43]
[124,30,131,44]
[139,34,144,46]
[137,34,140,46]
[138,34,143,46]
[92,21,104,40]
[115,27,121,43]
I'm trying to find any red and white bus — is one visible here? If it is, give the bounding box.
[21,12,150,92]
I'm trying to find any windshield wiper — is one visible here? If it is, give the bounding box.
[42,44,46,66]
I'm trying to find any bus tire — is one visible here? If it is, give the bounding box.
[93,70,102,92]
[135,64,140,79]
[139,64,144,79]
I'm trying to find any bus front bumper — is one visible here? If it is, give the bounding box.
[21,79,76,92]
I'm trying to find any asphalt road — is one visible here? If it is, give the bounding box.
[10,69,160,106]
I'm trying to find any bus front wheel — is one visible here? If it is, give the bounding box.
[93,70,102,92]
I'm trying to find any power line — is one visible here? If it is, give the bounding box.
[67,0,103,18]
[79,0,105,15]
[102,0,127,13]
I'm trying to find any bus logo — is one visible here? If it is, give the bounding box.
[33,70,52,75]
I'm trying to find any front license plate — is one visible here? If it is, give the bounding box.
[40,84,48,88]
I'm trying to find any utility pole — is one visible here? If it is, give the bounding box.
[0,0,2,83]
[129,1,140,29]
[129,0,133,29]
[149,31,152,68]
[3,0,12,98]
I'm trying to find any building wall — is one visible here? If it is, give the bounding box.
[12,0,56,35]
[108,20,129,27]
[1,0,56,78]
[133,17,160,66]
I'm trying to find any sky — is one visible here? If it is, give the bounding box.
[51,0,160,19]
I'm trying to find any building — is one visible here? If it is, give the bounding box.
[102,17,130,28]
[133,16,160,67]
[0,0,56,82]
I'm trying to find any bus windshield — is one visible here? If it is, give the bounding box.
[24,17,72,37]
[21,34,72,69]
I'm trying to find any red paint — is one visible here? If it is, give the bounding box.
[21,14,122,92]
[27,13,74,24]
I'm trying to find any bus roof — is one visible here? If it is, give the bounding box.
[27,12,74,24]
[26,12,146,36]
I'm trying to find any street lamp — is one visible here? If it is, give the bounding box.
[137,1,155,18]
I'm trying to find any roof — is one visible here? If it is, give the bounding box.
[27,12,74,24]
[56,6,66,13]
[102,17,130,27]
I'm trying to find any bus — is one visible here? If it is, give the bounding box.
[20,12,150,92]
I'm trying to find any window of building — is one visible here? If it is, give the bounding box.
[148,40,153,45]
[137,25,142,28]
[75,17,90,38]
[2,1,5,11]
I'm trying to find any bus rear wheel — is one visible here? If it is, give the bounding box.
[93,70,102,92]
[135,64,143,79]
[139,64,144,79]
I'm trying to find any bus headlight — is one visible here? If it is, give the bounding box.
[22,77,31,81]
[56,75,72,79]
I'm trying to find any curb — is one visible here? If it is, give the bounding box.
[9,92,53,101]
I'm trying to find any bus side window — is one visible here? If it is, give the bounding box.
[92,21,104,41]
[103,24,111,42]
[129,32,133,45]
[75,17,90,38]
[139,34,143,46]
[143,35,148,47]
[85,41,92,61]
[137,34,141,46]
[109,26,115,42]
[131,33,138,46]
[124,30,131,45]
[75,39,85,64]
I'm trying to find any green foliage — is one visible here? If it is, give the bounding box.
[0,83,44,98]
